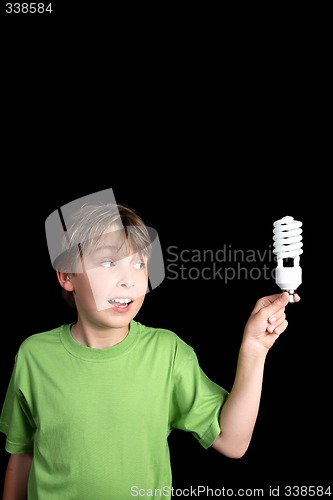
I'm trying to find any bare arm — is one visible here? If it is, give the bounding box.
[212,292,300,458]
[2,453,33,500]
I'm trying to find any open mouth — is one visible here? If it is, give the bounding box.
[108,298,133,309]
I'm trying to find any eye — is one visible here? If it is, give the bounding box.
[101,260,115,268]
[133,261,146,270]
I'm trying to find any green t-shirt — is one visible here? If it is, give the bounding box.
[0,320,229,499]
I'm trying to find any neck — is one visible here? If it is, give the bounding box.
[70,322,129,348]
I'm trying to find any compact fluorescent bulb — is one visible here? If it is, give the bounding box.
[272,215,303,302]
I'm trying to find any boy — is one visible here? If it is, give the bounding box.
[0,198,300,499]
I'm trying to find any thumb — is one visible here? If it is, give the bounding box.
[253,291,290,316]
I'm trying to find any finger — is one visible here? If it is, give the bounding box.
[253,292,289,315]
[267,313,286,333]
[268,309,286,325]
[272,319,288,335]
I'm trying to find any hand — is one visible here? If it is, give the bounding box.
[243,291,301,351]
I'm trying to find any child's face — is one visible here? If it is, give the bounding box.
[70,228,148,327]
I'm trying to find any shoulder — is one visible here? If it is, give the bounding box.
[134,320,196,360]
[17,324,68,357]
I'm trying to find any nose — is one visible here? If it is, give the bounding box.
[116,264,135,289]
[119,280,134,289]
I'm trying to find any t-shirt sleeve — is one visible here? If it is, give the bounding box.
[170,344,229,449]
[0,355,36,454]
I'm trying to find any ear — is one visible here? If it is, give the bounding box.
[56,271,74,292]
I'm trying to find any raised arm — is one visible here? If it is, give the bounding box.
[212,291,299,458]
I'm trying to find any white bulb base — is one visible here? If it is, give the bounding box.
[275,265,302,302]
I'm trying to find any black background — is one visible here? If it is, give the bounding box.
[0,0,57,34]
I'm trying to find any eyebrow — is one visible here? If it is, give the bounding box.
[91,245,125,254]
[89,241,139,257]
